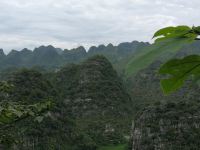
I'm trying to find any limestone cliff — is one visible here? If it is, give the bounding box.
[131,102,200,150]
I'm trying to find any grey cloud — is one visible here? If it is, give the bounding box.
[0,0,200,53]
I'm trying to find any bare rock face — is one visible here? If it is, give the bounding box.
[131,102,200,150]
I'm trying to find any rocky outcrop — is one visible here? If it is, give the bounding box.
[131,102,200,150]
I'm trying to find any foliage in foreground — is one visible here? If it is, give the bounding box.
[153,26,200,94]
[0,81,52,148]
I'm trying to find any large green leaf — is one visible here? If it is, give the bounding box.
[159,55,200,94]
[153,27,177,38]
[153,26,198,42]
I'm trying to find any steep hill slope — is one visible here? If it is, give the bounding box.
[131,101,200,150]
[54,55,133,145]
[128,60,200,115]
[2,69,98,150]
[128,42,200,150]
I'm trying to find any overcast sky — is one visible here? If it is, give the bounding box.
[0,0,200,53]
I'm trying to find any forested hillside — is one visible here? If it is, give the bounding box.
[1,0,199,149]
[128,37,200,149]
[54,55,134,145]
[0,55,133,149]
[1,40,200,150]
[126,41,200,114]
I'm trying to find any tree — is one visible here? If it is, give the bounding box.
[0,81,51,148]
[153,26,200,94]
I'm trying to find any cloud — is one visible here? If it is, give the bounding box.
[0,0,200,53]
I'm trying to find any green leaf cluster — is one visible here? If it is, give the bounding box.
[153,26,199,42]
[153,26,200,94]
[0,101,51,125]
[159,55,200,94]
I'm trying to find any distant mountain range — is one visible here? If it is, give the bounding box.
[1,40,200,79]
[0,41,149,71]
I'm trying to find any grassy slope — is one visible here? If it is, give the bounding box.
[98,144,126,150]
[125,39,193,77]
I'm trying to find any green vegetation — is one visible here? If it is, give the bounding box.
[0,81,52,149]
[98,144,127,150]
[54,55,133,146]
[130,25,200,150]
[126,26,200,77]
[0,55,133,149]
[0,30,200,149]
[125,38,191,77]
[153,26,200,94]
[132,101,200,150]
[159,55,200,94]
